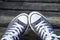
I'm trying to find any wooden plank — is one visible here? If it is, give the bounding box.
[0,10,60,17]
[4,0,60,3]
[0,10,60,29]
[0,2,60,11]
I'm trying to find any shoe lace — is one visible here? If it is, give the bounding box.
[40,20,60,39]
[3,22,24,40]
[36,19,58,40]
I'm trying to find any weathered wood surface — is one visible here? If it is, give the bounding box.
[1,0,60,3]
[0,1,60,29]
[0,2,60,11]
[0,10,60,17]
[0,10,60,29]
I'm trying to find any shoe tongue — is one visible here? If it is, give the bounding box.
[18,16,27,24]
[31,14,41,23]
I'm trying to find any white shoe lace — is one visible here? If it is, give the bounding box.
[2,22,25,40]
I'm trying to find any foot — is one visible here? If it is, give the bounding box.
[1,13,28,40]
[29,11,59,40]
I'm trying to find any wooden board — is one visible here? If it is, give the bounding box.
[2,0,60,3]
[0,10,60,17]
[0,2,60,11]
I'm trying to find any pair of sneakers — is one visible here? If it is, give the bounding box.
[1,11,60,40]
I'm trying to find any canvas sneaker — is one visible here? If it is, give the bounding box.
[1,13,28,40]
[29,11,60,40]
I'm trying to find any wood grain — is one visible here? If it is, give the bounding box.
[0,2,60,11]
[2,0,60,3]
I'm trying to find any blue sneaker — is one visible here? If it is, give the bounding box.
[1,13,28,40]
[29,11,59,40]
